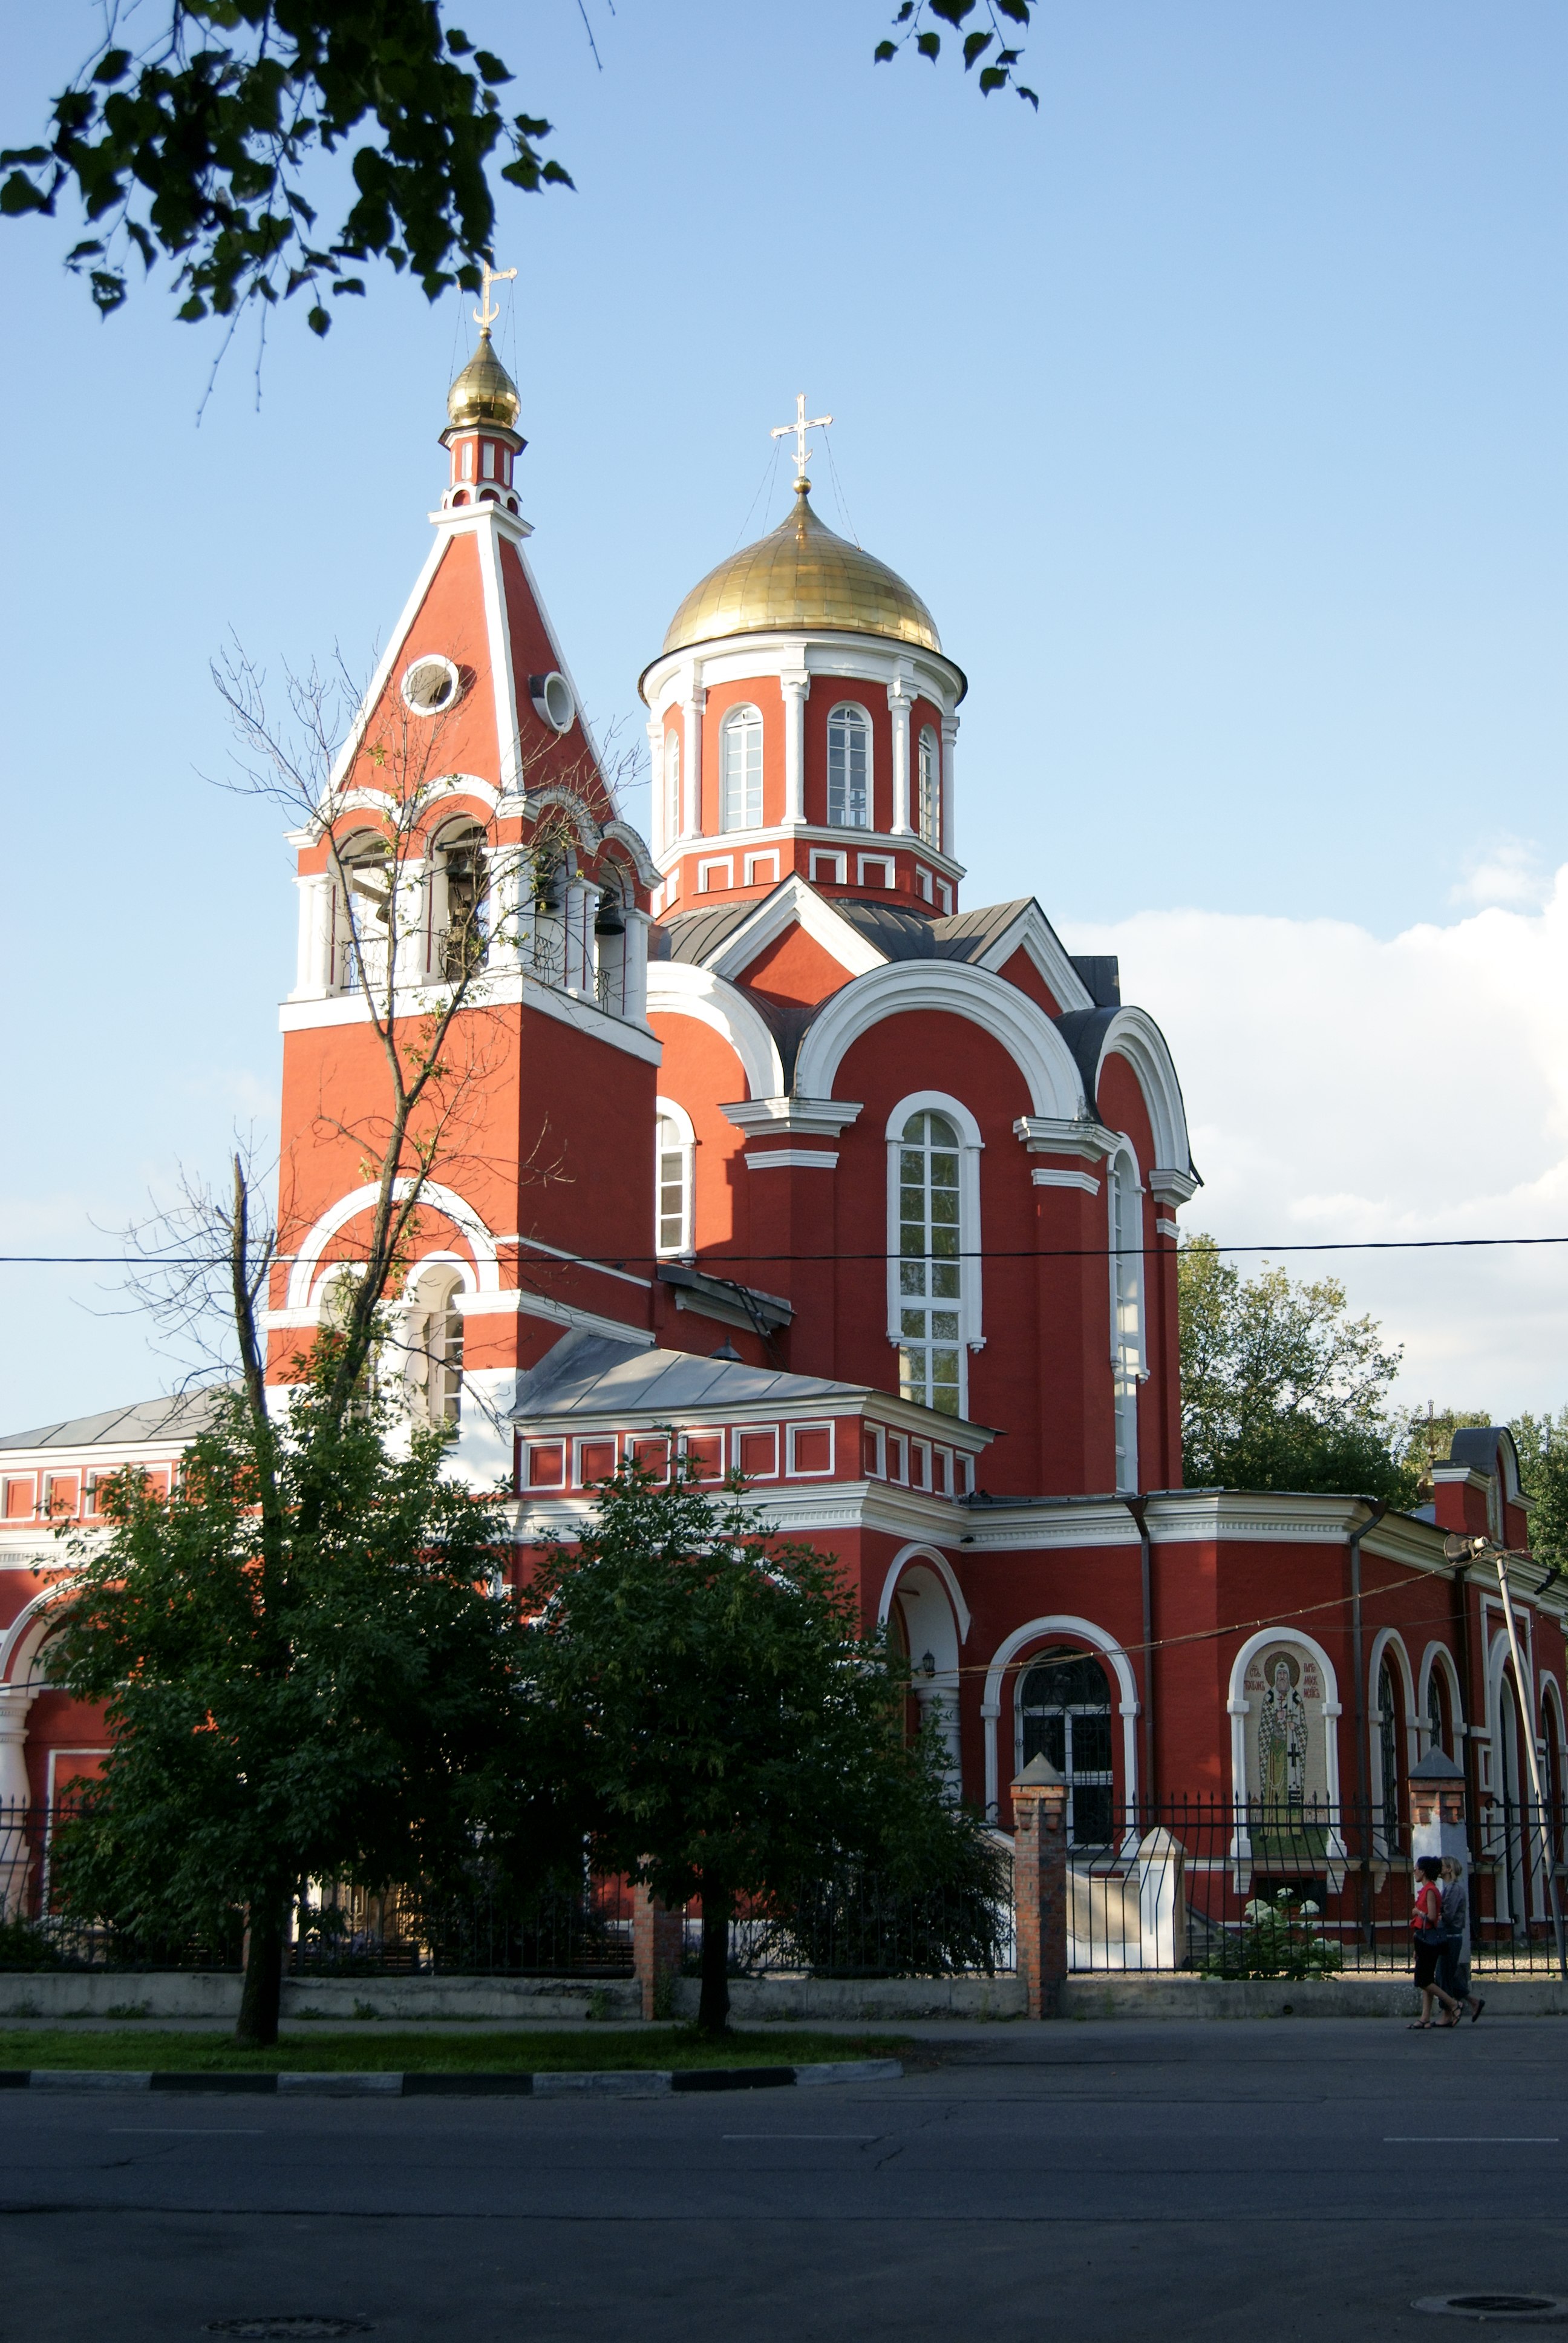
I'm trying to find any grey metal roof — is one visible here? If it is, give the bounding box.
[652,901,761,966]
[0,1387,230,1453]
[509,1329,863,1423]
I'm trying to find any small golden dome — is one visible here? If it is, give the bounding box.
[661,482,941,658]
[446,330,521,430]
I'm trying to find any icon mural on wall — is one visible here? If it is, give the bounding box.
[1242,1643,1332,1863]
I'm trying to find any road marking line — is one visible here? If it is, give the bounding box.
[1383,2135,1558,2143]
[721,2134,881,2141]
[106,2128,265,2135]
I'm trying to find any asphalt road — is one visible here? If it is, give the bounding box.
[3,2017,1566,2341]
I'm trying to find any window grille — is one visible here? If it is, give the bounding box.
[1019,1647,1115,1847]
[896,1109,962,1416]
[827,704,870,828]
[916,725,939,847]
[655,1113,691,1254]
[721,706,763,830]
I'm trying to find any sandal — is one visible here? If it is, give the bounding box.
[1470,1999,1486,2024]
[1408,2020,1432,2030]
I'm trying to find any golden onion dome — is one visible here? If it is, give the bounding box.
[661,482,941,658]
[446,329,521,430]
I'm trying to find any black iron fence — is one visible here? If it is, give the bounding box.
[0,1806,632,1977]
[1064,1798,1568,1978]
[684,1861,1016,1981]
[7,1795,1565,1982]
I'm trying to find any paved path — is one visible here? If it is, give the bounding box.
[2,2017,1563,2339]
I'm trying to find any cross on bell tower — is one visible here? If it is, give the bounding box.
[771,392,833,488]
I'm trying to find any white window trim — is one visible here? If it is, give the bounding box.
[786,1420,835,1477]
[916,722,941,850]
[810,849,847,883]
[720,703,765,833]
[678,1427,727,1481]
[744,851,779,886]
[655,1094,697,1259]
[735,1424,780,1479]
[936,880,952,914]
[885,1092,985,1417]
[1106,1137,1145,1492]
[857,854,894,889]
[697,857,733,894]
[826,700,874,830]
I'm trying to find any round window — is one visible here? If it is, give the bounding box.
[401,655,462,716]
[529,670,575,733]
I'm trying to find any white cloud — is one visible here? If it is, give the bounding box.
[1449,836,1554,912]
[1065,871,1568,1418]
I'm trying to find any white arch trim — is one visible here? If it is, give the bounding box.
[1417,1640,1466,1749]
[795,961,1085,1121]
[645,962,785,1101]
[655,1094,697,1149]
[1369,1627,1418,1832]
[981,1614,1139,1821]
[1541,1673,1567,1745]
[1082,1006,1192,1180]
[876,1544,972,1645]
[0,1579,77,1689]
[284,1180,501,1312]
[1225,1626,1344,1814]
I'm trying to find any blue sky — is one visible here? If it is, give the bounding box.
[2,1,1565,1427]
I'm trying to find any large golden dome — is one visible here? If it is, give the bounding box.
[661,482,941,658]
[446,329,521,430]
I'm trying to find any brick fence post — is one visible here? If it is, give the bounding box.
[1011,1752,1069,2019]
[632,1883,684,2020]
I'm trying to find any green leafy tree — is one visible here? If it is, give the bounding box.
[1391,1406,1494,1500]
[47,1358,524,2047]
[4,2,1034,333]
[521,1459,1003,2036]
[1178,1234,1417,1502]
[1511,1409,1568,1569]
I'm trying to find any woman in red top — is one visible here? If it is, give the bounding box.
[1411,1855,1463,2028]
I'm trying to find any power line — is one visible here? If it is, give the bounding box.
[8,1234,1568,1269]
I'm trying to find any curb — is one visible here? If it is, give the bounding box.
[0,2057,903,2098]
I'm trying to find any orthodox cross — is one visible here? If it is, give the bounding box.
[473,261,518,332]
[771,392,832,482]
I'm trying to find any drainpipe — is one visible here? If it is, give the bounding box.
[1350,1498,1388,1941]
[1122,1495,1155,1818]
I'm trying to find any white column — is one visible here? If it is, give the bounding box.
[681,667,705,841]
[888,678,913,836]
[391,861,428,989]
[781,673,808,826]
[488,842,524,971]
[563,879,595,995]
[622,908,652,1026]
[0,1686,35,1919]
[940,715,959,860]
[647,719,667,856]
[291,873,333,1000]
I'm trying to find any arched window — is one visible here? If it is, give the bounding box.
[1426,1665,1448,1756]
[655,1102,694,1256]
[1377,1657,1402,1847]
[433,821,488,983]
[720,705,763,831]
[827,704,871,828]
[407,1267,464,1424]
[1019,1647,1114,1848]
[1106,1145,1144,1492]
[916,725,939,848]
[664,728,681,848]
[333,830,393,994]
[896,1110,962,1415]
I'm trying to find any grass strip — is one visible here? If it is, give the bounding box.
[0,2026,911,2075]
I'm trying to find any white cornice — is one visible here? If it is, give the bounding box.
[279,969,664,1065]
[1013,1115,1120,1164]
[720,1097,864,1139]
[1148,1168,1200,1206]
[743,1149,840,1170]
[656,823,965,885]
[640,629,965,716]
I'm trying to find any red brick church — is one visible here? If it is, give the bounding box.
[2,334,1563,1943]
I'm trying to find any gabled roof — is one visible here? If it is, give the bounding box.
[509,1329,862,1421]
[0,1388,230,1453]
